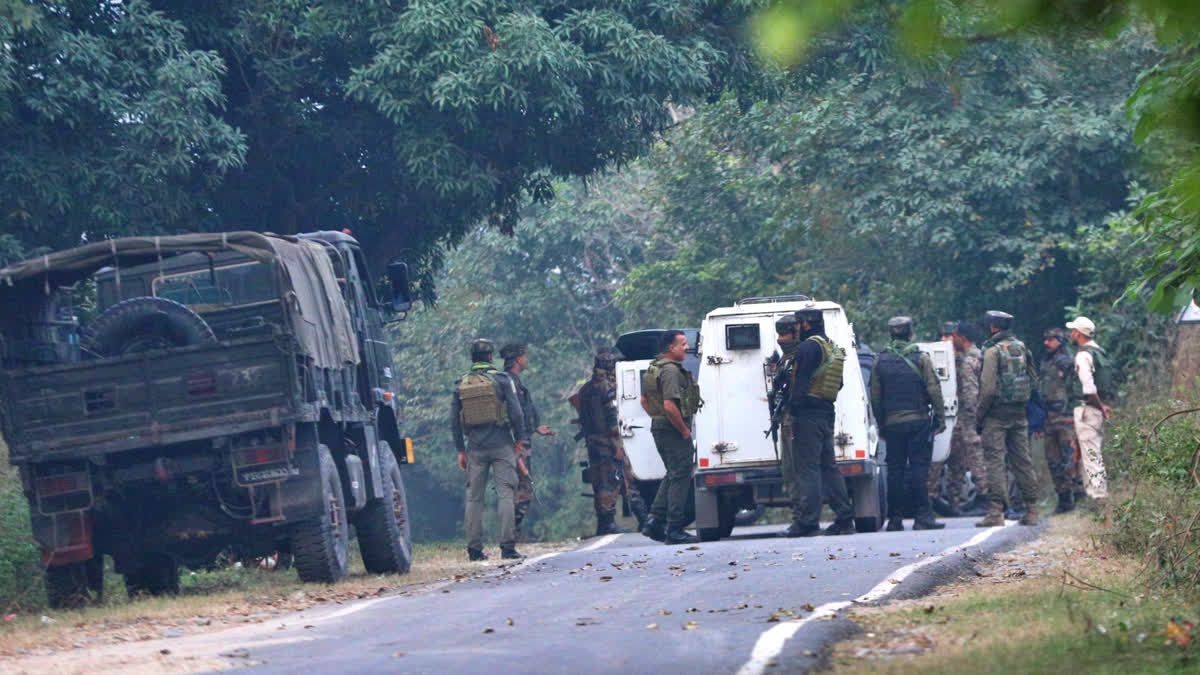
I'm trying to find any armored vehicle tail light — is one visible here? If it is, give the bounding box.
[235,446,287,467]
[838,461,866,476]
[703,472,741,486]
[36,474,86,497]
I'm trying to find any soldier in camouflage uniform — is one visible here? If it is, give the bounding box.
[975,311,1039,528]
[501,343,554,540]
[770,316,801,504]
[947,321,987,512]
[1037,327,1079,513]
[575,349,649,536]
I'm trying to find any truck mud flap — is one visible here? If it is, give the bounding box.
[275,444,326,522]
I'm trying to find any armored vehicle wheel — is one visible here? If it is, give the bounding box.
[855,465,888,533]
[355,442,413,574]
[124,553,179,598]
[83,296,216,356]
[45,558,102,609]
[292,444,350,583]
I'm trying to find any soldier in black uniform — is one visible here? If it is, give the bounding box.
[870,317,946,531]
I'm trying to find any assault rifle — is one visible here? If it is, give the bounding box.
[763,367,792,440]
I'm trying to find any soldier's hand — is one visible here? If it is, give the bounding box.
[457,451,467,472]
[1101,404,1112,420]
[681,427,692,441]
[536,424,555,437]
[1032,431,1044,439]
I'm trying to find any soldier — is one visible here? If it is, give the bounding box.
[780,307,855,537]
[870,316,946,531]
[769,315,800,506]
[1037,327,1079,513]
[575,348,649,536]
[926,321,960,512]
[639,330,702,545]
[451,338,528,560]
[975,311,1039,527]
[500,343,554,539]
[1067,316,1112,504]
[946,321,987,513]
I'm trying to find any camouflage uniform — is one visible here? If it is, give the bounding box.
[936,345,986,510]
[577,367,648,533]
[505,369,540,531]
[977,329,1039,521]
[1039,344,1078,495]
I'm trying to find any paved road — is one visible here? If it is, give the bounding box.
[220,517,1033,674]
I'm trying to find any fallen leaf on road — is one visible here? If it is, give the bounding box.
[220,649,251,659]
[728,574,738,580]
[801,603,815,612]
[686,546,701,551]
[646,623,658,630]
[684,621,699,630]
[599,576,613,582]
[889,552,901,557]
[889,579,901,584]
[159,649,171,656]
[809,573,816,579]
[924,606,936,614]
[507,618,514,626]
[659,609,672,615]
[482,628,494,634]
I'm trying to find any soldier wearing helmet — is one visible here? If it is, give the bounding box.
[870,316,946,531]
[776,306,855,537]
[975,311,1039,527]
[573,348,649,536]
[452,338,528,560]
[1038,327,1080,513]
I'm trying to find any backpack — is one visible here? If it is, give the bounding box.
[996,339,1033,404]
[457,367,508,427]
[642,358,702,417]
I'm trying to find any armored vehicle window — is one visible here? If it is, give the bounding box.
[725,324,760,350]
[152,262,275,310]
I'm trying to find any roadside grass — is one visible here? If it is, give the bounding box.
[831,514,1200,674]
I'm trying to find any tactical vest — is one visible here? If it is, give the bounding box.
[642,358,701,418]
[804,336,845,402]
[1039,350,1074,411]
[457,364,509,428]
[1071,343,1117,402]
[994,338,1032,404]
[875,345,929,415]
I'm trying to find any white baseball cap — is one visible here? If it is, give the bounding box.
[1066,316,1095,337]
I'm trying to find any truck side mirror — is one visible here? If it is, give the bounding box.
[386,261,413,313]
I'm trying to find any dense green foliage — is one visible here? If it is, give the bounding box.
[2,1,769,288]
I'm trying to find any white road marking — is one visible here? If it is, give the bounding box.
[579,533,622,552]
[736,523,1014,675]
[511,532,623,571]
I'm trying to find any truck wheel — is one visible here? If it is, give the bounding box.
[83,296,216,357]
[124,553,179,598]
[45,560,99,609]
[354,442,413,574]
[292,444,350,583]
[734,504,766,527]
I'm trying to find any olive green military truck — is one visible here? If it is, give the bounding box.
[0,231,415,608]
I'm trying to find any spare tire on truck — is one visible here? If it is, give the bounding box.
[83,297,216,356]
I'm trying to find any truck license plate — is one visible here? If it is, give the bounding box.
[237,463,299,484]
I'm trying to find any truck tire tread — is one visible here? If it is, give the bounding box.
[354,443,413,574]
[292,445,350,583]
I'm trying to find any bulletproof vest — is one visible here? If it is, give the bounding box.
[994,338,1033,404]
[805,336,845,401]
[1071,343,1117,401]
[875,345,928,416]
[642,358,701,418]
[1039,349,1074,410]
[578,378,613,435]
[457,364,509,427]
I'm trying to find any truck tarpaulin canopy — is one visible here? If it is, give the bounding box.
[0,232,359,368]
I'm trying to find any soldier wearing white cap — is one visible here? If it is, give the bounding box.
[1066,316,1112,502]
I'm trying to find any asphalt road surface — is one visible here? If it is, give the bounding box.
[218,517,1033,675]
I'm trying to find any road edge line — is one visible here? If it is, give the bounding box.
[511,532,623,571]
[735,523,1013,675]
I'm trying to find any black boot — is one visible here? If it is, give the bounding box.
[824,518,856,536]
[1055,491,1076,514]
[595,514,625,536]
[630,499,649,533]
[467,548,488,561]
[912,513,945,530]
[641,515,666,542]
[885,516,904,532]
[778,521,821,538]
[500,545,524,560]
[663,524,700,545]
